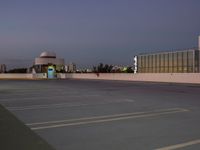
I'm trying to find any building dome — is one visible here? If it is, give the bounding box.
[40,51,56,58]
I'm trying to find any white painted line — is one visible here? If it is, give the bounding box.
[8,99,135,111]
[156,139,200,150]
[27,108,184,126]
[29,108,189,130]
[0,94,101,102]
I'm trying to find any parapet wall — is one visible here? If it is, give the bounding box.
[0,73,33,79]
[0,73,46,79]
[62,73,200,84]
[1,73,200,84]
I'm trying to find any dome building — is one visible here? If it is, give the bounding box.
[34,51,65,74]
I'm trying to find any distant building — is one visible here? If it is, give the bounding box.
[65,63,76,73]
[86,69,92,73]
[134,36,200,73]
[64,65,68,72]
[33,51,65,73]
[0,64,6,73]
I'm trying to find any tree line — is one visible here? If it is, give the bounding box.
[3,63,134,73]
[92,63,134,73]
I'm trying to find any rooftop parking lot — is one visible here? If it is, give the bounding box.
[1,79,200,150]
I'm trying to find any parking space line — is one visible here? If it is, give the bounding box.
[156,139,200,150]
[0,94,101,102]
[27,108,184,126]
[7,99,135,111]
[28,108,189,130]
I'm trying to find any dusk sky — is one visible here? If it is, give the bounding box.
[0,0,200,69]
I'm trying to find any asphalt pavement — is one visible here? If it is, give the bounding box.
[1,79,200,150]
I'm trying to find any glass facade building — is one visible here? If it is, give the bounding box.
[136,49,200,73]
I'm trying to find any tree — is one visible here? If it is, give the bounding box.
[98,63,104,73]
[92,63,113,73]
[7,68,27,73]
[92,66,97,73]
[126,67,134,73]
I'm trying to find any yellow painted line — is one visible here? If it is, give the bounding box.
[156,139,200,150]
[30,108,189,130]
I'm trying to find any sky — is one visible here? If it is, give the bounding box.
[0,0,200,69]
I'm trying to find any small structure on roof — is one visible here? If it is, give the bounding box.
[33,51,65,76]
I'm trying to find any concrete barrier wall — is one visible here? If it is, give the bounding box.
[63,73,200,84]
[32,73,47,79]
[1,73,200,84]
[0,73,48,79]
[0,73,33,79]
[56,73,66,79]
